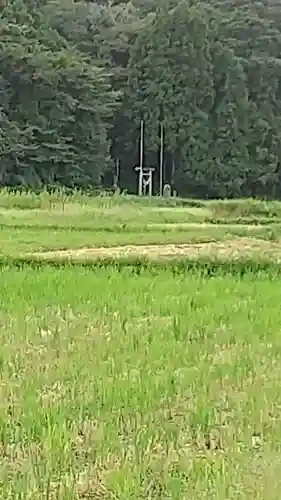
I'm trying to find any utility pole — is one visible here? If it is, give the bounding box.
[159,103,164,196]
[135,119,155,196]
[159,121,164,196]
[138,119,144,196]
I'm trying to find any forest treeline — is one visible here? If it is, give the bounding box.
[1,0,281,198]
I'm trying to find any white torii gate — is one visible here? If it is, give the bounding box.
[134,165,155,196]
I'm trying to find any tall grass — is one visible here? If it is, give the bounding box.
[0,188,190,210]
[209,198,281,219]
[1,188,281,221]
[1,264,281,498]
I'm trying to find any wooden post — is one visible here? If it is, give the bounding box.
[149,171,152,196]
[116,158,120,185]
[113,158,120,190]
[171,156,175,188]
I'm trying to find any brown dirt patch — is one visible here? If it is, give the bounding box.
[29,237,281,262]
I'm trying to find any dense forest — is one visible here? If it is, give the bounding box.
[1,0,281,198]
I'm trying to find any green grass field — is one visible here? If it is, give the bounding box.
[1,191,281,258]
[1,192,281,499]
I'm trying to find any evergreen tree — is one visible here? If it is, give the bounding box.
[0,0,119,187]
[2,0,281,197]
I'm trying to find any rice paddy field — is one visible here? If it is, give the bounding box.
[2,191,281,499]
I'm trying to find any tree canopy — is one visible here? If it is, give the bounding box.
[1,0,281,197]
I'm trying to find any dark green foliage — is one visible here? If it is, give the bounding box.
[2,0,281,196]
[127,0,281,197]
[1,255,281,279]
[0,0,118,187]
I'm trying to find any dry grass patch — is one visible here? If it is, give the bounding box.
[30,237,281,262]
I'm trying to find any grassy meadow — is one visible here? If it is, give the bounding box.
[1,191,281,499]
[1,190,281,257]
